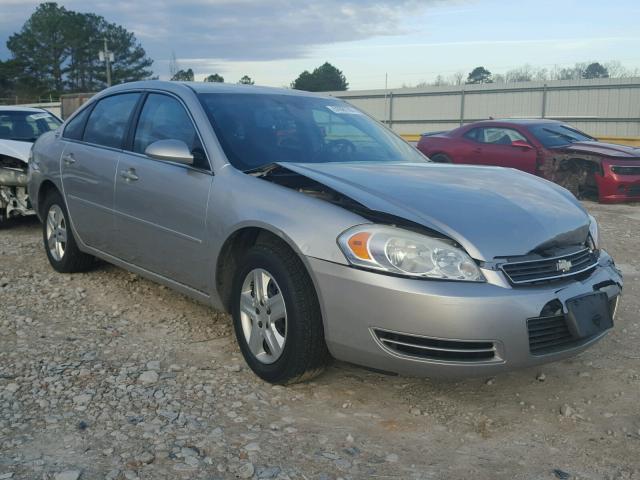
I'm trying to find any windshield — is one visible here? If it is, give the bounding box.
[529,124,595,148]
[0,110,61,142]
[198,93,427,170]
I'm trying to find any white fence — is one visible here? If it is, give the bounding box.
[328,77,640,140]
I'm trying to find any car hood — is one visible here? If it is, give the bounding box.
[281,162,590,261]
[553,141,640,159]
[0,139,32,163]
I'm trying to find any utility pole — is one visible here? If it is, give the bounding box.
[99,38,114,87]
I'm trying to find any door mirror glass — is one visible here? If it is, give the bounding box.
[511,139,532,150]
[145,139,194,165]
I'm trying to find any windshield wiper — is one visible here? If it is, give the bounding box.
[243,163,281,176]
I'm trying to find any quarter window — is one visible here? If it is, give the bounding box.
[133,94,208,169]
[83,93,140,148]
[63,106,92,140]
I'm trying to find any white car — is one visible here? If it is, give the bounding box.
[0,106,62,225]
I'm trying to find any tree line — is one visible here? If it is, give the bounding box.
[408,61,638,88]
[0,2,153,101]
[169,62,349,91]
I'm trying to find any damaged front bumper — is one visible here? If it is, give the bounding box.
[309,250,622,378]
[0,167,34,221]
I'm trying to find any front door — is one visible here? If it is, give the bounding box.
[466,127,538,174]
[113,93,212,291]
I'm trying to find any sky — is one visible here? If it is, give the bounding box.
[1,0,639,90]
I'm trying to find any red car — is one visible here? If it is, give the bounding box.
[416,119,640,203]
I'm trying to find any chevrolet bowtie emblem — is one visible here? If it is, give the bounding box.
[557,259,572,273]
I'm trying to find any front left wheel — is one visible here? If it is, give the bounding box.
[42,191,94,273]
[231,241,330,384]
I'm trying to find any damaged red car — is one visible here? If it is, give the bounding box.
[416,119,640,203]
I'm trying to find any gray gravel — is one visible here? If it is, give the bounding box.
[1,201,639,479]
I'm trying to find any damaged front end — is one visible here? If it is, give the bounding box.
[0,154,34,224]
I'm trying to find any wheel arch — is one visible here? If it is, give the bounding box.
[214,224,323,315]
[36,180,62,218]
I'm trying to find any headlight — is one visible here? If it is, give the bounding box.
[337,225,485,282]
[588,214,600,250]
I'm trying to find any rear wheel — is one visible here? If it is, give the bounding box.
[430,153,452,163]
[42,191,94,273]
[231,241,330,384]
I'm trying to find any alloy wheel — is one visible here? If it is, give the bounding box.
[46,204,67,261]
[239,268,287,364]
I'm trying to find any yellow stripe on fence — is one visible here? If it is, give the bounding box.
[400,134,640,147]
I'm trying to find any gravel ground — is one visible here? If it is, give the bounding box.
[1,201,639,480]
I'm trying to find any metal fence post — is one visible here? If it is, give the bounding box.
[459,87,466,126]
[388,92,394,129]
[541,83,547,118]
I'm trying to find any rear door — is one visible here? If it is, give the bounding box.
[463,127,538,174]
[60,93,141,251]
[112,92,212,292]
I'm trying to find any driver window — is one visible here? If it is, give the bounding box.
[134,93,208,169]
[478,127,527,145]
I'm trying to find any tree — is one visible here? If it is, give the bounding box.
[238,75,254,85]
[450,72,465,86]
[583,62,609,79]
[171,68,194,81]
[204,73,224,82]
[7,3,71,94]
[103,22,154,85]
[505,65,533,83]
[291,62,348,92]
[6,2,154,96]
[466,66,492,84]
[0,60,19,98]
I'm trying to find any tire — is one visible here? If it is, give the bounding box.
[430,153,452,163]
[231,240,330,384]
[0,208,6,229]
[42,190,94,273]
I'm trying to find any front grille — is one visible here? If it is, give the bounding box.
[611,165,640,175]
[628,184,640,196]
[373,329,496,362]
[501,248,598,285]
[527,314,575,354]
[527,297,618,355]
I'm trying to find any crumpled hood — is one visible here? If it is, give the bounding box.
[0,139,31,163]
[281,162,590,261]
[555,141,640,159]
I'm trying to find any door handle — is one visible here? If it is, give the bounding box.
[62,153,76,166]
[120,168,139,182]
[473,148,482,153]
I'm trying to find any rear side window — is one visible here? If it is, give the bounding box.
[83,93,140,148]
[63,106,92,140]
[133,93,208,169]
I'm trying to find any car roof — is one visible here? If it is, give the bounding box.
[467,118,564,127]
[0,106,49,113]
[105,80,331,99]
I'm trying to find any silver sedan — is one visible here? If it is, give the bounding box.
[29,81,622,384]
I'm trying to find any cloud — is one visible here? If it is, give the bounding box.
[0,0,440,67]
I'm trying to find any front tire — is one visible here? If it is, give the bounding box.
[42,191,94,273]
[231,241,330,384]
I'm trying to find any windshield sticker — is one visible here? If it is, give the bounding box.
[28,113,52,120]
[326,105,362,115]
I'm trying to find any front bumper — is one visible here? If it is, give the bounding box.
[597,167,640,203]
[309,250,622,378]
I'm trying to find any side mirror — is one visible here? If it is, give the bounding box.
[511,139,533,150]
[145,139,194,165]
